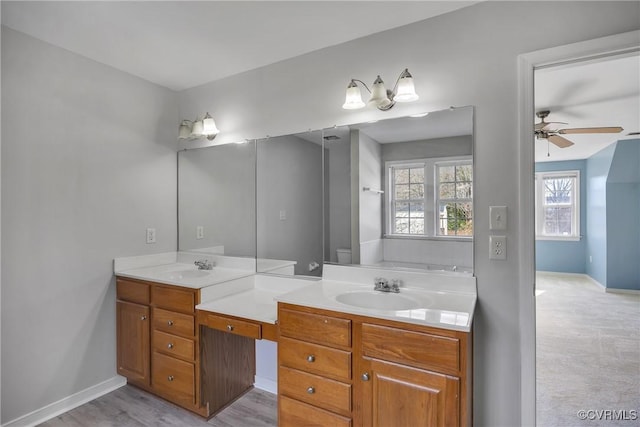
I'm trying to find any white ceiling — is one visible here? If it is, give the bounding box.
[1,1,477,91]
[535,52,640,162]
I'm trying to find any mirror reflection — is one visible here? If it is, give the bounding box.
[256,131,324,276]
[178,141,256,263]
[324,106,474,273]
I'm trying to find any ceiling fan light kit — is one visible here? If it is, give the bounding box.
[534,110,623,150]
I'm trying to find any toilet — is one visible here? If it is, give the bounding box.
[336,248,352,264]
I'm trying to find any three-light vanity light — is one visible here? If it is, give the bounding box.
[342,68,419,111]
[178,112,219,141]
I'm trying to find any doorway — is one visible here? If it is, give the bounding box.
[517,31,640,426]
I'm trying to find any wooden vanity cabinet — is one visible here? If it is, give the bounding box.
[116,277,208,417]
[278,303,472,427]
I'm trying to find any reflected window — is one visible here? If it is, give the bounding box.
[389,163,426,235]
[436,161,473,237]
[386,158,473,238]
[535,171,580,240]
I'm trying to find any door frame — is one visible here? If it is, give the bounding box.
[516,30,640,427]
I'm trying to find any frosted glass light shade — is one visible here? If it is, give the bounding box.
[342,81,365,109]
[178,120,192,139]
[202,113,219,136]
[394,69,419,103]
[191,119,204,137]
[368,76,391,109]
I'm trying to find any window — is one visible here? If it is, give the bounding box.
[386,158,473,238]
[436,161,473,237]
[535,171,580,240]
[388,163,426,235]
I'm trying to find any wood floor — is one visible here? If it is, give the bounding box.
[536,272,640,427]
[38,385,277,427]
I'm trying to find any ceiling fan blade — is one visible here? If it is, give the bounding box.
[548,135,574,148]
[559,126,624,134]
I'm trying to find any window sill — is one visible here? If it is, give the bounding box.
[384,234,473,242]
[536,235,581,242]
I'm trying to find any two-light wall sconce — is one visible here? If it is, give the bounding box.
[342,68,419,111]
[178,112,219,141]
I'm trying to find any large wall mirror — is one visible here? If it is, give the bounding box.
[178,141,257,262]
[256,131,324,277]
[324,106,474,273]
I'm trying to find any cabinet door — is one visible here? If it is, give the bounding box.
[117,300,150,385]
[361,358,459,427]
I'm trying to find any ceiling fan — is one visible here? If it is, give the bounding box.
[534,110,624,148]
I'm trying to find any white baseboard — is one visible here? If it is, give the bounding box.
[605,287,640,295]
[254,376,277,395]
[2,376,126,427]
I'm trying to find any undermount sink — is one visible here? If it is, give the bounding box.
[335,291,422,311]
[161,269,211,280]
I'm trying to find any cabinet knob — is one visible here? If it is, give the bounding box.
[361,373,370,381]
[167,320,174,326]
[307,355,315,363]
[167,375,174,382]
[307,386,315,394]
[140,315,147,321]
[227,325,234,331]
[167,343,174,349]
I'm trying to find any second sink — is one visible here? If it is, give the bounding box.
[335,291,422,311]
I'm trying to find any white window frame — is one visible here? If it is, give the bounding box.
[384,156,472,240]
[535,170,581,241]
[435,159,473,238]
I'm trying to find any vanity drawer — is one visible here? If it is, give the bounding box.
[279,366,351,415]
[151,352,195,404]
[362,323,460,373]
[152,285,196,314]
[116,278,149,305]
[279,337,351,381]
[279,308,351,348]
[153,330,195,361]
[279,395,352,427]
[153,308,195,337]
[201,313,261,339]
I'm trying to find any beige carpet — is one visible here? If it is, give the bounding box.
[536,272,640,427]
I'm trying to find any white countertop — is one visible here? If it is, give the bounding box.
[196,275,317,324]
[275,279,476,332]
[114,254,476,332]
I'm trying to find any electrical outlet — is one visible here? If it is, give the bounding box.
[196,226,204,240]
[279,210,287,220]
[146,228,156,244]
[490,206,507,230]
[489,235,506,260]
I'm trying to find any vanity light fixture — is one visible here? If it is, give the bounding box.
[342,68,419,111]
[178,112,220,141]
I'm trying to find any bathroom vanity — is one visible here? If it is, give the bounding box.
[115,254,475,426]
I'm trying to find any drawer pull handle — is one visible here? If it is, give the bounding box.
[307,355,315,363]
[362,373,370,381]
[227,325,234,331]
[167,343,174,349]
[307,386,315,394]
[140,315,147,321]
[167,320,174,326]
[167,375,174,382]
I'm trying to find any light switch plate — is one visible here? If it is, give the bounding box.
[196,226,204,240]
[489,235,506,260]
[490,206,507,230]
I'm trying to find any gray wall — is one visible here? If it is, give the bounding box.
[1,28,178,423]
[357,131,383,248]
[326,140,351,263]
[256,135,323,276]
[178,142,256,257]
[177,3,640,424]
[381,135,472,161]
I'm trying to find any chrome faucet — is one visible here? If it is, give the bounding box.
[194,259,214,270]
[374,277,401,293]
